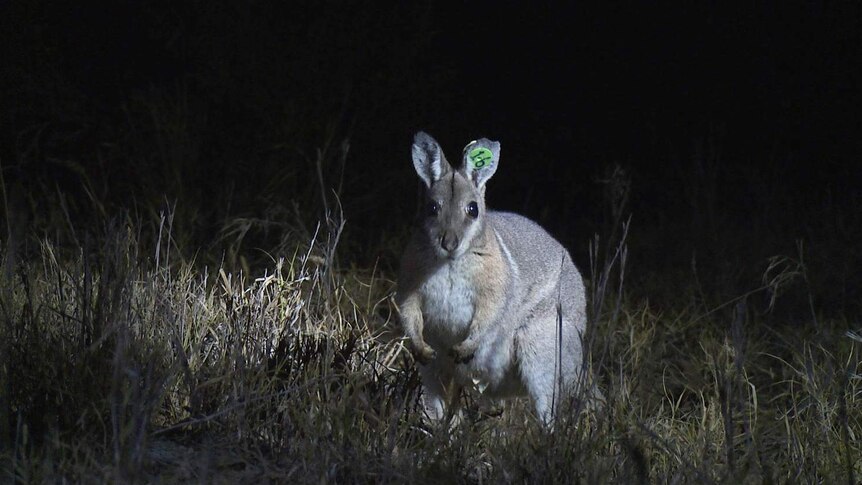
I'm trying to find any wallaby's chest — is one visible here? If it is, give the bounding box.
[419,263,475,341]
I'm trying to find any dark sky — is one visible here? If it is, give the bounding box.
[13,2,859,157]
[437,2,860,165]
[2,0,860,266]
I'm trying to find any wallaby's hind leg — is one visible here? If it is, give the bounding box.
[521,359,558,425]
[517,313,583,426]
[515,327,557,425]
[419,359,463,424]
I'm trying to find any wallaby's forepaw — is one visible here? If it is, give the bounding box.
[449,344,475,364]
[413,343,436,365]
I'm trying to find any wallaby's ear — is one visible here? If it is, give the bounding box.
[462,138,500,188]
[412,131,451,188]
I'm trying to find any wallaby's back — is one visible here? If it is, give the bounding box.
[488,211,586,321]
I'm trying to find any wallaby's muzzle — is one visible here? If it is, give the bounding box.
[440,232,460,253]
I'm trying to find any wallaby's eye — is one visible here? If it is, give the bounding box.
[466,201,479,219]
[426,201,440,217]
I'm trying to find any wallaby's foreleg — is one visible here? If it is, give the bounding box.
[449,289,505,363]
[449,330,481,364]
[397,294,435,364]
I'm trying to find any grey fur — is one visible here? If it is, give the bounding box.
[396,131,589,425]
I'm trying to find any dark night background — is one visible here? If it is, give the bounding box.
[2,1,860,312]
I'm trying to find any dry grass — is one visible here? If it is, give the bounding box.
[0,210,860,484]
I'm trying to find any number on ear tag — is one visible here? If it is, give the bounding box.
[468,147,493,169]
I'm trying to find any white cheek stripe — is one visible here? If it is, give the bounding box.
[493,227,518,279]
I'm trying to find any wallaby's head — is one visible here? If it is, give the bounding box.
[411,131,500,260]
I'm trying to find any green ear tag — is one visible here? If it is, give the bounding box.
[468,147,493,169]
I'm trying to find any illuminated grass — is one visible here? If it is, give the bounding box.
[0,215,859,483]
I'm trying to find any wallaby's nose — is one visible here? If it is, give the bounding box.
[440,233,459,253]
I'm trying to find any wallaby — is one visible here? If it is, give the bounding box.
[396,131,589,425]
